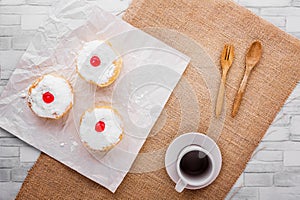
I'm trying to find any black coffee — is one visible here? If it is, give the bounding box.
[179,150,210,176]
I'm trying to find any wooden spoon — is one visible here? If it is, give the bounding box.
[232,41,262,117]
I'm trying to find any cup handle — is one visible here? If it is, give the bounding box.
[175,178,187,193]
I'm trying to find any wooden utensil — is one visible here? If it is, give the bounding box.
[232,41,262,117]
[215,44,234,118]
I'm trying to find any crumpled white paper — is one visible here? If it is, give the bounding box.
[0,0,190,192]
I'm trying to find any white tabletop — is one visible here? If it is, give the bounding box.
[0,0,299,199]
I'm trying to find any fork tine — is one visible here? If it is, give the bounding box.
[224,44,229,60]
[228,45,233,60]
[230,45,234,59]
[226,45,230,60]
[222,45,226,60]
[229,45,234,60]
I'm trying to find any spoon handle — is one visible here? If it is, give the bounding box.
[232,68,251,117]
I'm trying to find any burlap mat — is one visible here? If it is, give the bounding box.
[16,0,300,199]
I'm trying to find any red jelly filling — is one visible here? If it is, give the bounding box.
[95,121,105,132]
[90,56,101,67]
[42,92,54,104]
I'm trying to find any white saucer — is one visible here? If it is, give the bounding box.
[165,132,222,190]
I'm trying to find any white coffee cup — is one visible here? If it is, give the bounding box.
[175,145,215,193]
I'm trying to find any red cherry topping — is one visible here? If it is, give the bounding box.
[95,121,105,132]
[42,92,54,104]
[90,56,101,67]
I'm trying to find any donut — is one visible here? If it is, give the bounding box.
[27,74,73,119]
[79,106,123,151]
[76,40,122,87]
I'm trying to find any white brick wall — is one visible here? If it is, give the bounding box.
[294,0,300,6]
[11,167,31,182]
[244,161,284,173]
[0,5,50,15]
[274,172,300,186]
[0,0,26,6]
[260,187,300,200]
[228,187,259,200]
[12,34,33,50]
[239,0,292,7]
[261,8,300,16]
[287,17,300,32]
[0,15,20,25]
[0,37,11,50]
[291,116,300,140]
[244,173,273,187]
[261,16,286,27]
[0,147,19,157]
[0,169,11,181]
[284,151,300,166]
[252,150,283,162]
[0,0,299,200]
[26,0,53,6]
[262,126,290,141]
[21,15,47,30]
[20,146,40,163]
[0,182,22,200]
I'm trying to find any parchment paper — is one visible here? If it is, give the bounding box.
[0,0,189,192]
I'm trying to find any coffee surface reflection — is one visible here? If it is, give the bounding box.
[179,150,210,176]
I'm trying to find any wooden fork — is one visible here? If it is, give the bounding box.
[215,44,234,118]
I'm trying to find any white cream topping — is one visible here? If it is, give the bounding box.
[28,74,73,119]
[79,107,123,151]
[77,40,119,85]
